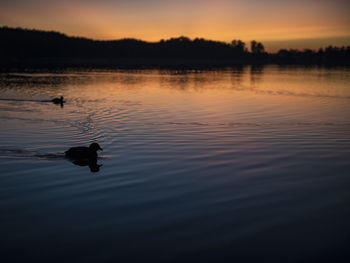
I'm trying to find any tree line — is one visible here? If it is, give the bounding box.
[0,26,349,65]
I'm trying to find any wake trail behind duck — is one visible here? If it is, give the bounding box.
[0,149,65,160]
[0,98,54,103]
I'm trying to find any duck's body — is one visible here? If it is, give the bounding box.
[51,96,65,104]
[65,143,103,160]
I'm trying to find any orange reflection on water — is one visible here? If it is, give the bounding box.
[1,66,349,133]
[52,66,350,127]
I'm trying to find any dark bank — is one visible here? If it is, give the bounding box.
[1,26,350,70]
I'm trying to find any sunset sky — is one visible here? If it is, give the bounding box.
[1,0,349,52]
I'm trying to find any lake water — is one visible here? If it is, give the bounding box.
[0,66,350,262]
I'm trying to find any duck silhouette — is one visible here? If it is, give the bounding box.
[65,143,103,159]
[51,96,65,107]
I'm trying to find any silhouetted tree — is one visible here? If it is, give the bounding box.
[231,40,246,53]
[256,42,265,54]
[251,40,265,54]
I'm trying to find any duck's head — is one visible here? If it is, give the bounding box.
[89,143,103,152]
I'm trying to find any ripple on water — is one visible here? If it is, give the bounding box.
[0,67,350,262]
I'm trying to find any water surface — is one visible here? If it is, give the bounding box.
[1,66,350,262]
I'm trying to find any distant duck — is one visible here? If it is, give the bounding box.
[51,96,65,104]
[65,143,103,160]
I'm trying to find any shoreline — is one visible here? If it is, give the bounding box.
[1,57,349,71]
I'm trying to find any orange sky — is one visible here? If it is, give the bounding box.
[1,0,349,52]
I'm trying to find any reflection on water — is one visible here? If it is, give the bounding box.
[0,66,350,262]
[70,158,102,173]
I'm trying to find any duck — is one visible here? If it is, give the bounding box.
[65,143,103,160]
[51,96,65,104]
